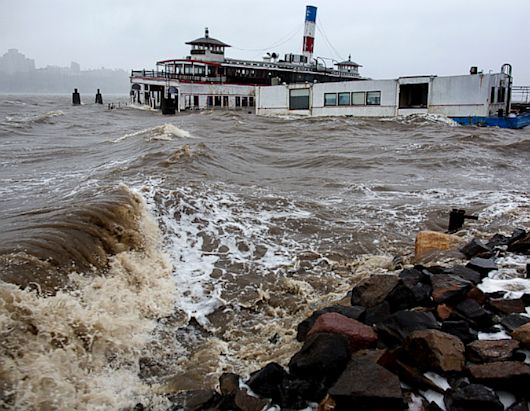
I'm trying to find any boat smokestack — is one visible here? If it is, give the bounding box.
[302,5,317,62]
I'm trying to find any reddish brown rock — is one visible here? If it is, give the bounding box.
[234,389,270,411]
[415,231,464,261]
[488,298,526,315]
[468,361,530,393]
[350,274,399,308]
[307,312,378,352]
[467,339,520,363]
[436,304,453,321]
[467,287,487,305]
[431,274,471,304]
[511,322,530,348]
[403,329,465,373]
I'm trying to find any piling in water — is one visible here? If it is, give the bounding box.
[72,89,81,105]
[95,89,103,104]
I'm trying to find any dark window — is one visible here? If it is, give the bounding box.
[338,92,350,106]
[491,87,496,103]
[235,96,241,107]
[399,84,428,108]
[193,96,199,106]
[249,97,255,107]
[207,96,213,107]
[498,87,506,103]
[324,93,337,106]
[351,92,365,105]
[223,96,229,107]
[366,91,381,106]
[214,96,222,107]
[242,97,248,107]
[289,88,310,110]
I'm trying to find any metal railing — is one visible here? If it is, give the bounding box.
[130,70,226,83]
[512,86,530,103]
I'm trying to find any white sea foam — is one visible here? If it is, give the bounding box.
[115,124,192,142]
[479,278,530,299]
[382,113,459,127]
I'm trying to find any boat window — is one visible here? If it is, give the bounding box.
[338,92,350,106]
[498,87,506,103]
[366,91,381,106]
[289,88,310,110]
[223,96,229,107]
[491,87,496,103]
[351,92,365,105]
[235,96,241,107]
[399,84,427,108]
[242,97,248,107]
[324,93,337,106]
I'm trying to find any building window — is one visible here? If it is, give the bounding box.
[497,87,506,103]
[338,92,350,106]
[399,83,428,108]
[366,91,381,106]
[214,96,222,107]
[351,92,365,105]
[207,96,213,107]
[235,96,241,107]
[289,88,310,110]
[223,96,229,107]
[242,97,248,107]
[249,97,255,107]
[324,93,337,106]
[490,87,496,103]
[193,96,199,107]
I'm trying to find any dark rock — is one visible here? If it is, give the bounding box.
[234,389,269,411]
[430,274,471,304]
[441,320,478,344]
[468,361,530,394]
[466,258,498,276]
[387,281,432,311]
[219,372,239,397]
[306,312,377,352]
[350,274,399,308]
[486,233,511,248]
[329,351,405,410]
[428,401,444,411]
[376,310,440,346]
[460,239,492,259]
[506,400,529,411]
[289,332,351,387]
[508,233,530,254]
[501,313,530,332]
[445,265,482,285]
[183,390,221,411]
[466,339,520,363]
[511,323,530,348]
[399,267,430,286]
[488,298,526,315]
[486,291,507,299]
[402,329,465,373]
[443,383,503,411]
[277,376,327,408]
[363,301,391,326]
[246,362,287,402]
[296,305,366,341]
[454,298,494,329]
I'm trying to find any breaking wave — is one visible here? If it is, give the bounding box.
[382,113,459,126]
[3,111,65,128]
[114,124,192,142]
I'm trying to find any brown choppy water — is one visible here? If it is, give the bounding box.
[0,95,529,410]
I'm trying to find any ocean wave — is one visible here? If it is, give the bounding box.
[3,110,65,128]
[0,186,176,410]
[382,113,459,127]
[114,124,192,142]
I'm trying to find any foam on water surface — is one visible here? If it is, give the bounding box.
[114,123,192,142]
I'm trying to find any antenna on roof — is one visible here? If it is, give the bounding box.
[205,27,209,38]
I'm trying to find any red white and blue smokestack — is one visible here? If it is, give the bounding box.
[302,5,317,62]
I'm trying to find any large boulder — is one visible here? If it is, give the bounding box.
[415,231,463,261]
[234,389,270,411]
[511,322,530,348]
[402,329,465,373]
[507,232,530,254]
[501,314,530,333]
[488,298,526,315]
[454,298,494,329]
[430,274,471,304]
[467,361,530,393]
[445,265,482,285]
[350,274,399,308]
[466,339,520,363]
[328,351,405,410]
[296,305,366,342]
[363,301,392,326]
[306,312,378,352]
[460,239,492,259]
[441,320,478,344]
[289,332,351,387]
[443,383,503,411]
[466,257,498,276]
[246,362,288,403]
[376,310,440,346]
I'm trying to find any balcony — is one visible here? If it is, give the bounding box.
[130,70,226,83]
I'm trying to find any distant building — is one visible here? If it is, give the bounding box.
[0,49,35,74]
[70,61,80,73]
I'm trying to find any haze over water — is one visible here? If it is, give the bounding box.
[0,95,529,410]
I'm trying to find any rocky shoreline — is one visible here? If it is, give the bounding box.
[144,227,529,411]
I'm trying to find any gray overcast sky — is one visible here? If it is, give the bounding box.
[1,0,529,84]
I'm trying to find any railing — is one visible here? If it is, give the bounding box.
[130,70,226,83]
[512,86,530,103]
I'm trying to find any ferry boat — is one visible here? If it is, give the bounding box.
[130,6,363,114]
